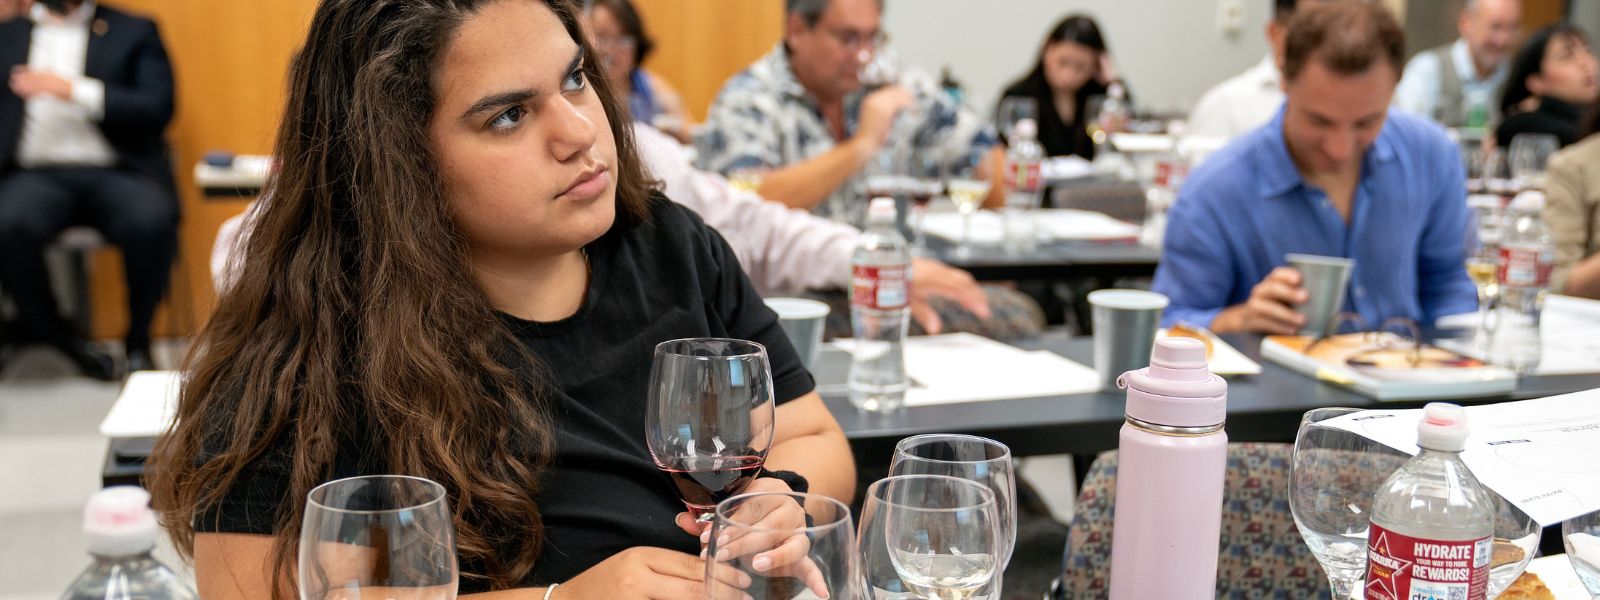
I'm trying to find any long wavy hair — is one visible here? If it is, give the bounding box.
[147,0,652,595]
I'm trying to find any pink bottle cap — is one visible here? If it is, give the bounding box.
[1117,337,1227,428]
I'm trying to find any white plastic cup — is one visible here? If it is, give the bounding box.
[1088,289,1170,391]
[765,298,831,370]
[1286,254,1354,336]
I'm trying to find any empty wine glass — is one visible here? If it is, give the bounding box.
[905,150,945,257]
[1289,408,1409,599]
[889,434,1016,569]
[1489,494,1540,598]
[1564,509,1600,597]
[704,492,861,600]
[1508,133,1559,192]
[860,475,1001,600]
[298,475,458,600]
[646,338,776,522]
[995,97,1036,144]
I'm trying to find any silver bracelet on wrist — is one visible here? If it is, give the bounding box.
[542,583,560,600]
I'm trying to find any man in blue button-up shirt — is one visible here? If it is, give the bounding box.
[1153,2,1479,334]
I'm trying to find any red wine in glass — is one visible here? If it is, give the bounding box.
[646,338,777,523]
[658,454,766,518]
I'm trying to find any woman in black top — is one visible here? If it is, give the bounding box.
[998,15,1128,160]
[1494,23,1599,148]
[146,1,854,599]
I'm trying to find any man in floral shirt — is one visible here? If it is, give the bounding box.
[695,0,992,225]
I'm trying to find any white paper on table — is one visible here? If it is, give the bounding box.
[1041,155,1094,181]
[921,209,1140,245]
[1322,391,1600,527]
[1524,553,1595,599]
[1436,295,1600,375]
[829,333,1101,407]
[1533,295,1600,375]
[1108,133,1174,154]
[99,370,182,437]
[1155,328,1261,376]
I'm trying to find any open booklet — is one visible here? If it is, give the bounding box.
[1261,332,1517,401]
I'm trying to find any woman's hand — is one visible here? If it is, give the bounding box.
[673,477,831,598]
[554,546,749,600]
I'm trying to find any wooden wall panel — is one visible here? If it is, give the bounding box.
[632,0,784,122]
[84,0,318,340]
[78,0,779,340]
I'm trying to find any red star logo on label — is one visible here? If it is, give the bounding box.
[1366,531,1414,600]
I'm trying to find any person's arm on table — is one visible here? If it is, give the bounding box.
[1151,191,1304,334]
[752,86,913,210]
[763,391,854,507]
[194,533,744,600]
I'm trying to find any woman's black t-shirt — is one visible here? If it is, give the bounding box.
[194,195,816,592]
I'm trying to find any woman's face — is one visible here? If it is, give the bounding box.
[429,0,617,261]
[1533,34,1600,106]
[1042,40,1097,96]
[585,5,635,89]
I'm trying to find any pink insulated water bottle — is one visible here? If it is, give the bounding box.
[1107,337,1228,599]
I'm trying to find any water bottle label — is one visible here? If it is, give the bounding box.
[1364,524,1489,600]
[852,265,908,309]
[1498,246,1552,287]
[1007,161,1040,193]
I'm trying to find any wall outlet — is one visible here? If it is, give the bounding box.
[1217,0,1245,36]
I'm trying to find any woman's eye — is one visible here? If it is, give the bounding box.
[490,105,526,131]
[562,68,588,93]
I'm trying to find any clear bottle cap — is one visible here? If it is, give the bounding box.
[1417,402,1469,452]
[84,486,158,557]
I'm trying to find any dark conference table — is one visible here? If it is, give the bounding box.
[815,332,1600,462]
[103,331,1600,487]
[923,236,1161,282]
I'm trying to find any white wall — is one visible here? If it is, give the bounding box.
[1577,0,1600,37]
[882,0,1273,118]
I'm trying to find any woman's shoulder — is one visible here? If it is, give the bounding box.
[623,191,725,260]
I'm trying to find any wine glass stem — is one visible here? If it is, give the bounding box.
[960,209,972,253]
[913,205,927,252]
[1329,576,1359,600]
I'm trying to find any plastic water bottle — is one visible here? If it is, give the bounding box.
[63,487,199,600]
[1108,337,1228,599]
[1004,118,1044,253]
[1491,191,1553,372]
[1365,403,1495,600]
[1140,152,1187,249]
[849,197,911,412]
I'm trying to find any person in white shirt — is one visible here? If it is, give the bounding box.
[0,0,177,379]
[213,123,1047,341]
[1393,0,1521,129]
[1187,0,1306,139]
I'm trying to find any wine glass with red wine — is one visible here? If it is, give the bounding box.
[647,338,777,522]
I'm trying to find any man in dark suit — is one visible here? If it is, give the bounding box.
[0,0,176,378]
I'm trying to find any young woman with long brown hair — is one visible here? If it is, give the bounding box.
[145,0,854,598]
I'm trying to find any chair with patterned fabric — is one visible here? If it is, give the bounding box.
[1045,442,1331,599]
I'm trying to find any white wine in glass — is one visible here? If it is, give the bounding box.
[861,474,1001,600]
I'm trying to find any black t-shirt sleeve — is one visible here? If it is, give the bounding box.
[695,210,816,405]
[192,434,294,535]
